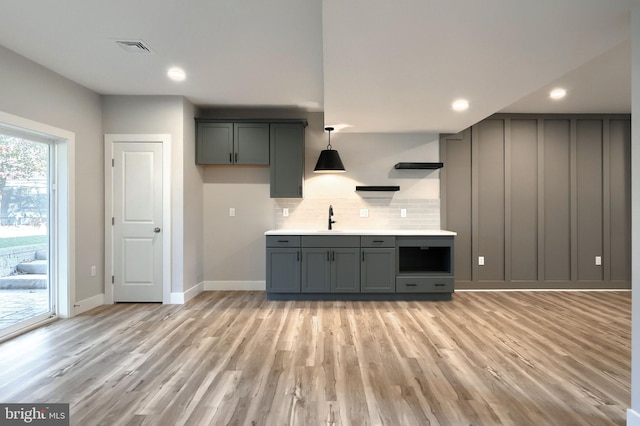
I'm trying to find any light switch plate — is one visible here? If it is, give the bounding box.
[283,208,289,217]
[400,209,407,218]
[595,256,602,266]
[360,208,369,218]
[478,256,485,266]
[229,207,235,217]
[90,266,96,277]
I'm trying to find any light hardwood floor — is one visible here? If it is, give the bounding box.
[0,291,630,425]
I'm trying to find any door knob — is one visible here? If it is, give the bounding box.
[153,227,161,233]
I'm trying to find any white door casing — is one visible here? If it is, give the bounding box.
[105,134,171,304]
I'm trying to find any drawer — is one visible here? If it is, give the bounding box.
[396,276,454,293]
[302,235,360,248]
[266,235,301,248]
[361,236,396,248]
[395,236,453,248]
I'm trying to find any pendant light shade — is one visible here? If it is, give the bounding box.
[314,127,345,173]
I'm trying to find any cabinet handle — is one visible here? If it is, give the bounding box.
[332,251,335,262]
[362,252,365,262]
[327,251,330,262]
[297,251,300,262]
[278,240,289,243]
[373,240,384,243]
[235,152,238,163]
[435,283,446,287]
[229,153,232,163]
[406,283,417,287]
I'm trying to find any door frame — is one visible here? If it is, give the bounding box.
[104,134,172,304]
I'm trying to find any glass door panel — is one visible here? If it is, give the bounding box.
[0,133,51,339]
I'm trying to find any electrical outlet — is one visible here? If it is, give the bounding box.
[400,209,407,218]
[595,256,602,266]
[283,208,289,217]
[90,266,96,277]
[360,208,369,218]
[229,207,235,217]
[478,256,485,266]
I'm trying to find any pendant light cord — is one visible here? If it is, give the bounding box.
[325,127,333,150]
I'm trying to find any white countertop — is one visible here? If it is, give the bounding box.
[265,229,456,236]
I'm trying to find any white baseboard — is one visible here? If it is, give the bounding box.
[73,293,105,316]
[204,280,266,291]
[169,281,205,304]
[628,409,640,426]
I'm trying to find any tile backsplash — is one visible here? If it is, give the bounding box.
[273,198,440,230]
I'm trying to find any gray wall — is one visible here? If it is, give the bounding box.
[183,100,204,291]
[0,45,104,301]
[441,114,631,289]
[102,95,202,293]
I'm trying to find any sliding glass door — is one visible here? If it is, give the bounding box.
[0,131,53,339]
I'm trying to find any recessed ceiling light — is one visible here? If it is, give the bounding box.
[452,99,469,112]
[549,88,566,100]
[167,67,186,82]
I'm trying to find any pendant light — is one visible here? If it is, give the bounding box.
[314,127,345,173]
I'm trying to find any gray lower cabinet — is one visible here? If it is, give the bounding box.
[361,248,395,292]
[302,248,360,293]
[301,236,360,293]
[266,233,454,300]
[270,123,304,198]
[196,121,269,165]
[266,236,301,293]
[361,236,396,293]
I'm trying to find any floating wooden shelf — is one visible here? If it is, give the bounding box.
[394,162,443,169]
[355,186,400,192]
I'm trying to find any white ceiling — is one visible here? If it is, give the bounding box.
[0,0,631,133]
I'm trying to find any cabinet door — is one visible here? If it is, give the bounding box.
[331,248,361,293]
[361,248,395,293]
[270,123,304,198]
[302,248,331,292]
[196,122,233,165]
[266,248,300,293]
[234,123,269,165]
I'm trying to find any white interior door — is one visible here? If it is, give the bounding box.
[112,142,163,302]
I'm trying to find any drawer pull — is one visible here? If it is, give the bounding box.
[435,283,446,287]
[405,283,417,287]
[278,240,289,243]
[373,240,384,243]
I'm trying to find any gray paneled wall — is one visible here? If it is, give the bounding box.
[441,114,631,289]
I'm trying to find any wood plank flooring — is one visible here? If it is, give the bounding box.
[0,291,630,425]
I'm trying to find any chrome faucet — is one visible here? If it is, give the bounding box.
[328,205,336,230]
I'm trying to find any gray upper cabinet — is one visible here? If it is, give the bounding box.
[196,118,306,198]
[196,122,233,165]
[270,123,304,198]
[196,121,269,165]
[234,123,269,165]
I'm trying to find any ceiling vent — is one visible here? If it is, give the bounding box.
[115,40,153,54]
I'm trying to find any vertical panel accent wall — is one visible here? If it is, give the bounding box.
[441,114,631,289]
